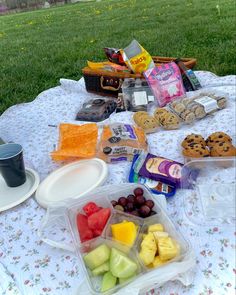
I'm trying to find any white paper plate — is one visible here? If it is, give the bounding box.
[0,168,40,212]
[35,158,108,208]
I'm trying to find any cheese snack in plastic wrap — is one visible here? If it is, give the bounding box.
[121,40,155,74]
[97,123,148,163]
[51,123,98,162]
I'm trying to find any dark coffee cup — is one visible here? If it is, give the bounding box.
[0,143,26,187]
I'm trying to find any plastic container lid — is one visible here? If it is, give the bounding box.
[181,157,236,226]
[35,158,108,208]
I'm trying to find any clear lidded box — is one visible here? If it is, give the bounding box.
[181,157,236,226]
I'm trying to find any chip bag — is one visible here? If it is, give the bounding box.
[120,40,155,74]
[97,123,148,163]
[51,123,98,162]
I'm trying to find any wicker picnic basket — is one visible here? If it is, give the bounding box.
[82,56,197,97]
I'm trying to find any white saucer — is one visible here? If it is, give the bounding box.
[0,168,40,212]
[35,158,108,208]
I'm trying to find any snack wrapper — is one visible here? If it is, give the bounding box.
[104,47,126,65]
[87,61,130,73]
[144,62,185,107]
[51,123,98,162]
[97,123,148,163]
[121,40,155,74]
[134,152,198,188]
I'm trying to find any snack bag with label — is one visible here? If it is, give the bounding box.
[144,62,185,107]
[121,40,155,74]
[97,123,148,163]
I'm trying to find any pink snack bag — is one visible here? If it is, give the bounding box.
[144,62,185,107]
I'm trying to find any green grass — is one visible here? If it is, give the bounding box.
[0,0,235,114]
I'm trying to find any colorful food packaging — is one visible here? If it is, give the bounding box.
[120,40,155,74]
[51,123,98,162]
[174,59,202,92]
[133,152,198,188]
[144,62,185,107]
[87,61,130,73]
[104,47,126,66]
[97,123,148,163]
[129,154,176,197]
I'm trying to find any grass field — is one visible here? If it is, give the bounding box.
[0,0,235,114]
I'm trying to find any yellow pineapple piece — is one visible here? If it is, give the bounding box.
[153,231,168,243]
[148,224,164,233]
[157,237,179,261]
[139,232,157,266]
[151,256,167,268]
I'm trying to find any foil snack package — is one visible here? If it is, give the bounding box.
[144,62,186,107]
[121,39,155,74]
[134,152,198,188]
[104,47,126,65]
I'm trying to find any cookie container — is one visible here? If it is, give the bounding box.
[181,157,236,226]
[39,183,196,294]
[167,88,227,125]
[121,78,154,112]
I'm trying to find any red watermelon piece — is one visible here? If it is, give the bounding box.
[76,213,93,242]
[88,208,111,232]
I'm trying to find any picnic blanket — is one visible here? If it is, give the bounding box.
[0,71,235,295]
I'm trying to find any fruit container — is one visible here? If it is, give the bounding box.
[78,237,143,295]
[136,214,190,272]
[181,157,236,226]
[66,194,113,245]
[108,184,161,219]
[39,183,196,294]
[103,210,143,247]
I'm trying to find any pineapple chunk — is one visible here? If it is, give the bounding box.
[139,248,156,266]
[151,256,167,268]
[139,232,157,266]
[153,231,169,243]
[148,224,164,233]
[157,237,179,261]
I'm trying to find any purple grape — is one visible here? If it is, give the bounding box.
[111,200,118,207]
[130,210,140,217]
[134,187,144,196]
[118,197,127,207]
[135,195,146,207]
[126,202,134,212]
[114,205,124,212]
[145,200,154,209]
[127,194,135,203]
[149,210,157,216]
[139,205,151,217]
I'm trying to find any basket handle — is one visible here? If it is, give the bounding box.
[100,76,122,91]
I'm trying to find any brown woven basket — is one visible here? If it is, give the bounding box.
[82,56,197,97]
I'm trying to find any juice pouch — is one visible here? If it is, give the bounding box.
[144,62,185,107]
[134,152,199,188]
[121,40,155,74]
[97,123,148,163]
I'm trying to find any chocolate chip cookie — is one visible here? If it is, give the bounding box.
[206,132,232,148]
[182,143,210,158]
[181,134,206,148]
[210,142,236,157]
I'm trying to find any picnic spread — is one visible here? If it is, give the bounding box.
[0,40,235,295]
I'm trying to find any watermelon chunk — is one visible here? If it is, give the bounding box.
[88,208,111,232]
[83,202,100,216]
[76,213,94,242]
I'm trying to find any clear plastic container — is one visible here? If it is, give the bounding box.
[78,237,143,295]
[181,157,236,226]
[121,78,154,112]
[167,88,227,124]
[39,183,195,294]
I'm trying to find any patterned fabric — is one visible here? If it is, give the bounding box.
[0,72,235,295]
